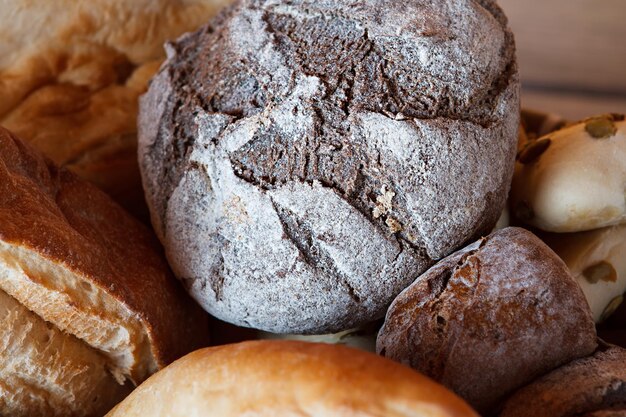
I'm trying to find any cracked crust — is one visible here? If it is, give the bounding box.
[139,0,520,333]
[377,227,597,414]
[500,345,626,417]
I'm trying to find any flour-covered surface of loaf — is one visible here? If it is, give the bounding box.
[139,0,520,334]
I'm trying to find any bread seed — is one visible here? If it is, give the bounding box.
[600,295,623,322]
[517,138,551,164]
[585,117,617,139]
[583,261,617,284]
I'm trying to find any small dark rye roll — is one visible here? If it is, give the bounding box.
[377,227,597,414]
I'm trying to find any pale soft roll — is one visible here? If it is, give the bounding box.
[256,322,380,353]
[106,340,479,417]
[511,115,626,232]
[540,224,626,322]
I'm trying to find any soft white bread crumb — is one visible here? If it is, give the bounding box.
[0,289,130,417]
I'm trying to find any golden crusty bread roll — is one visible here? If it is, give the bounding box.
[106,340,479,417]
[0,289,131,417]
[0,126,209,415]
[0,0,231,218]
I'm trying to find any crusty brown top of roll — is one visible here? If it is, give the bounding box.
[106,340,478,417]
[0,126,208,385]
[377,227,597,414]
[500,345,626,417]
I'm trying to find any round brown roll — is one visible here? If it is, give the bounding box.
[377,227,597,414]
[106,340,479,417]
[500,345,626,417]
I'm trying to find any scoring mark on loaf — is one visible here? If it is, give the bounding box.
[270,195,363,304]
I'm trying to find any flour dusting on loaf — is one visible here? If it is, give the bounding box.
[139,0,520,333]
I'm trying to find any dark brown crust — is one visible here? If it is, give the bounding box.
[377,227,597,414]
[0,126,208,370]
[500,346,626,417]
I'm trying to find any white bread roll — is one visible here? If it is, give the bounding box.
[0,126,209,416]
[540,224,626,322]
[106,340,479,417]
[512,114,626,232]
[257,326,378,353]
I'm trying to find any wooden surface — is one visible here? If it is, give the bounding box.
[498,0,626,119]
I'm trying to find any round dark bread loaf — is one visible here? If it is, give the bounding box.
[377,227,597,414]
[138,0,520,333]
[500,345,626,417]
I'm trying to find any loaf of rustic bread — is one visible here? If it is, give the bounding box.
[511,114,626,233]
[139,0,520,334]
[377,227,597,414]
[0,126,209,416]
[106,340,479,417]
[500,345,626,417]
